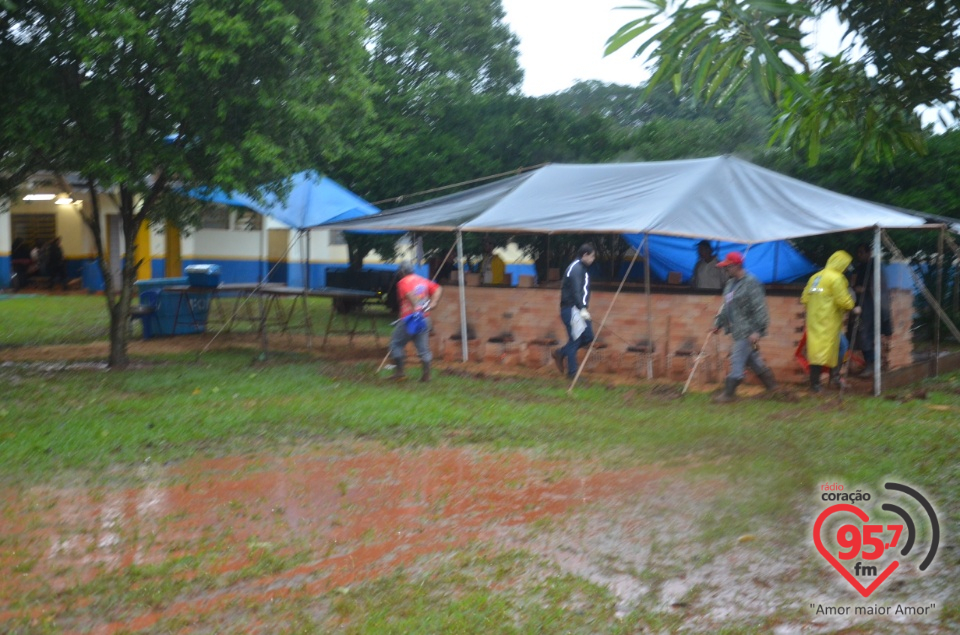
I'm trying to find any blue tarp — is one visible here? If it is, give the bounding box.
[623,234,816,284]
[185,171,378,230]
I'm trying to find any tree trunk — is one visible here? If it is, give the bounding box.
[108,301,130,368]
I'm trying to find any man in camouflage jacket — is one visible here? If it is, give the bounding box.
[712,252,777,402]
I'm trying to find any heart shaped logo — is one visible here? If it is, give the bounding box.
[813,504,899,597]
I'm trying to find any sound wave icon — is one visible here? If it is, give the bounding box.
[882,482,940,572]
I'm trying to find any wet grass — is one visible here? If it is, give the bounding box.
[0,292,391,347]
[321,549,619,634]
[0,294,108,346]
[3,295,960,632]
[2,349,958,528]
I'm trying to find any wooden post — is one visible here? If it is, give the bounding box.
[644,235,653,379]
[873,228,882,396]
[935,227,944,376]
[457,231,468,362]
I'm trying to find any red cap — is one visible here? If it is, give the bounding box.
[717,251,745,268]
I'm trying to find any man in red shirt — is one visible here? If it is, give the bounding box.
[390,262,443,381]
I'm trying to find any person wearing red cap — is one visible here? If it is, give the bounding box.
[712,251,777,402]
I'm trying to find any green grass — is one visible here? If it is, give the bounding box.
[0,294,109,346]
[3,295,960,632]
[0,292,392,347]
[2,347,959,523]
[320,550,620,634]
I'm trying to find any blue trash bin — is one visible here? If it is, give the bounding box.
[185,264,222,288]
[134,277,214,337]
[133,290,161,339]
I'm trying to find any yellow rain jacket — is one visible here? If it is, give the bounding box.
[801,251,855,367]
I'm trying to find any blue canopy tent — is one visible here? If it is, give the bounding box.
[185,171,379,286]
[623,234,815,284]
[187,171,378,228]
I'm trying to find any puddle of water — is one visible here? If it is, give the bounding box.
[1,360,110,372]
[0,445,954,634]
[0,445,671,633]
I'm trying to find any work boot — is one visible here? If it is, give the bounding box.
[809,366,823,393]
[758,368,778,391]
[828,367,844,389]
[713,377,740,403]
[391,357,406,381]
[420,362,431,383]
[551,347,565,374]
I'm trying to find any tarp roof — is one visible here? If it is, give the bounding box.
[186,171,378,230]
[314,156,928,243]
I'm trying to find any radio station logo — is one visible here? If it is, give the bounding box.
[813,481,939,598]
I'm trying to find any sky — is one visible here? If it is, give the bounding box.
[499,0,649,96]
[499,1,848,97]
[499,3,950,128]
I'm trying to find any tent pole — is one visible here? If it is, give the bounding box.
[568,241,642,393]
[773,241,779,283]
[935,226,944,376]
[545,235,550,284]
[260,218,268,284]
[305,230,311,289]
[873,227,882,396]
[199,232,297,360]
[457,230,468,362]
[946,232,960,314]
[644,235,653,379]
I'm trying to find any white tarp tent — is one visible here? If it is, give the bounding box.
[315,156,938,394]
[315,156,927,240]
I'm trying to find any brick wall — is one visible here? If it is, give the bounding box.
[429,283,913,384]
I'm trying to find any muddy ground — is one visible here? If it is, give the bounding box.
[0,337,953,633]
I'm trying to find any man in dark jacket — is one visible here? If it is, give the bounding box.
[46,237,67,290]
[553,243,596,378]
[712,251,777,402]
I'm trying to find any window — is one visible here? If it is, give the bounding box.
[12,213,56,247]
[235,209,262,231]
[329,230,347,246]
[199,205,230,229]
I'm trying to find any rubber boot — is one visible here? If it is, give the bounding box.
[391,357,405,381]
[758,367,778,391]
[828,366,844,389]
[713,377,740,403]
[420,362,431,383]
[809,366,822,393]
[551,347,565,374]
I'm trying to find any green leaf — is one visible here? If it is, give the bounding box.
[604,19,657,55]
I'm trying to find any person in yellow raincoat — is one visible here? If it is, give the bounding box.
[801,250,858,392]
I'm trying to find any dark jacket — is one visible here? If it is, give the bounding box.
[560,259,590,309]
[714,273,769,340]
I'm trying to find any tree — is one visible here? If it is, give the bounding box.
[335,0,623,265]
[335,92,623,265]
[341,0,525,205]
[366,0,522,107]
[606,0,960,166]
[0,0,370,367]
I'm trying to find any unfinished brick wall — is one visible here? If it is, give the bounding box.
[429,283,913,384]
